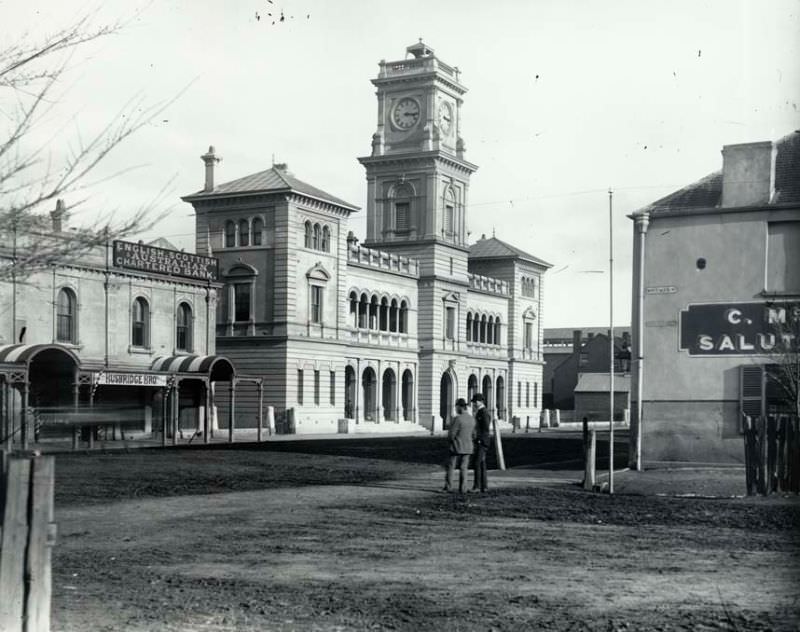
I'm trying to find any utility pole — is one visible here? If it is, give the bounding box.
[608,188,615,494]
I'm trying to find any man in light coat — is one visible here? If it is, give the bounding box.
[443,398,476,494]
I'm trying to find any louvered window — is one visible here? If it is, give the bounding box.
[740,365,764,421]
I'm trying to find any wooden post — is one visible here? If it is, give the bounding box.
[525,415,530,433]
[20,382,29,451]
[228,382,235,443]
[87,388,95,451]
[266,406,275,436]
[203,381,210,445]
[25,456,55,632]
[287,407,296,434]
[584,429,596,491]
[161,388,168,448]
[777,416,788,492]
[430,415,436,436]
[493,417,506,471]
[0,458,31,631]
[71,379,80,452]
[257,381,264,443]
[766,416,778,494]
[171,382,179,446]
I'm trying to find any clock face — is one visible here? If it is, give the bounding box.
[437,101,453,134]
[392,97,421,130]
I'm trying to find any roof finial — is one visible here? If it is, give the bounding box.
[492,226,496,238]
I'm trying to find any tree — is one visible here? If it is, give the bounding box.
[0,10,170,282]
[764,301,800,419]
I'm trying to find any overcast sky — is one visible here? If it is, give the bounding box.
[5,0,800,328]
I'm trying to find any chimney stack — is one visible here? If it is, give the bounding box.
[572,329,582,354]
[51,199,67,232]
[201,146,221,192]
[721,140,776,207]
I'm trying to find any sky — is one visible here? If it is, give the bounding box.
[3,0,800,328]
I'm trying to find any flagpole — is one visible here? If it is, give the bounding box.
[608,188,615,494]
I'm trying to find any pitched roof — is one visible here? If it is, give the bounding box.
[468,236,552,268]
[574,373,631,393]
[641,130,800,215]
[183,166,359,211]
[544,326,630,341]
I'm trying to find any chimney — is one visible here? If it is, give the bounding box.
[201,146,221,192]
[572,329,582,354]
[51,199,67,232]
[721,140,776,207]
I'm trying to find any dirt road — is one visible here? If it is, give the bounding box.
[49,442,800,631]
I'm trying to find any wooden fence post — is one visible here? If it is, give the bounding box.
[0,458,31,631]
[25,456,56,632]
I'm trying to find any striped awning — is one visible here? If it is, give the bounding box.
[0,343,80,366]
[150,354,235,378]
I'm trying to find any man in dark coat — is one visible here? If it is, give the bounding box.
[471,393,492,492]
[443,398,475,494]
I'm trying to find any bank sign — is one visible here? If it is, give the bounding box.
[113,240,219,281]
[679,302,799,355]
[94,372,168,387]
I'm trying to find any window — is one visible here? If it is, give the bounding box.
[330,371,336,405]
[239,219,249,246]
[321,226,330,252]
[534,383,538,407]
[132,297,149,348]
[56,288,76,343]
[225,220,236,247]
[767,221,800,292]
[444,204,454,237]
[234,283,251,322]
[466,312,472,342]
[443,188,456,240]
[252,217,264,246]
[396,202,409,231]
[310,285,323,324]
[445,306,456,340]
[521,276,537,298]
[314,370,320,405]
[313,223,321,250]
[399,300,408,333]
[297,369,304,405]
[176,302,192,352]
[517,381,522,407]
[526,382,530,407]
[524,322,533,349]
[304,221,313,248]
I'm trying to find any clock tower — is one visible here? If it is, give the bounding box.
[358,41,477,268]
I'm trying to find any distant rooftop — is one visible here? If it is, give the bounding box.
[575,373,631,393]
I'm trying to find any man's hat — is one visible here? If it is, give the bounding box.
[455,398,468,408]
[471,393,485,403]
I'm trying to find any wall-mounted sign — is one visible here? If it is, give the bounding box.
[646,286,677,295]
[679,302,799,356]
[94,372,168,387]
[113,240,218,281]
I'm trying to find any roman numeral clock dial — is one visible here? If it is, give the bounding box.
[392,97,420,130]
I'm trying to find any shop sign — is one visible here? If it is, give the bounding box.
[94,371,168,387]
[646,286,677,295]
[113,240,218,281]
[679,302,799,356]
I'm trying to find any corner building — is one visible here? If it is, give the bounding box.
[184,42,551,433]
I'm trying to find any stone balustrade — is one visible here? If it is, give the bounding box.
[347,243,419,277]
[467,273,509,296]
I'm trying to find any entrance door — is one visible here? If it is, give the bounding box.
[439,372,454,429]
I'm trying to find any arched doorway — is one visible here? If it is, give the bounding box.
[467,374,478,403]
[362,367,377,421]
[496,376,505,420]
[344,366,356,419]
[401,369,413,421]
[439,371,454,429]
[382,368,396,421]
[482,375,493,413]
[27,346,79,442]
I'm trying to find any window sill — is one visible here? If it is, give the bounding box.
[55,341,83,351]
[128,346,154,355]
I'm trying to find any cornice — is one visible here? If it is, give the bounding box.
[358,150,478,175]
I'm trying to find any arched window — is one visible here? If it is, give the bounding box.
[466,312,473,342]
[480,314,487,343]
[225,220,236,248]
[313,223,321,250]
[399,300,408,333]
[349,291,359,328]
[379,297,389,331]
[252,217,264,246]
[132,297,150,348]
[358,293,369,329]
[304,221,312,248]
[389,299,398,332]
[443,188,456,240]
[239,219,250,247]
[494,317,502,345]
[176,302,192,352]
[392,183,413,234]
[321,225,330,252]
[56,287,77,343]
[488,316,494,345]
[369,295,379,330]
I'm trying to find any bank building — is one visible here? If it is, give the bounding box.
[0,42,550,444]
[183,41,551,434]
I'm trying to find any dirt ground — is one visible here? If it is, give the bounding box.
[48,437,800,631]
